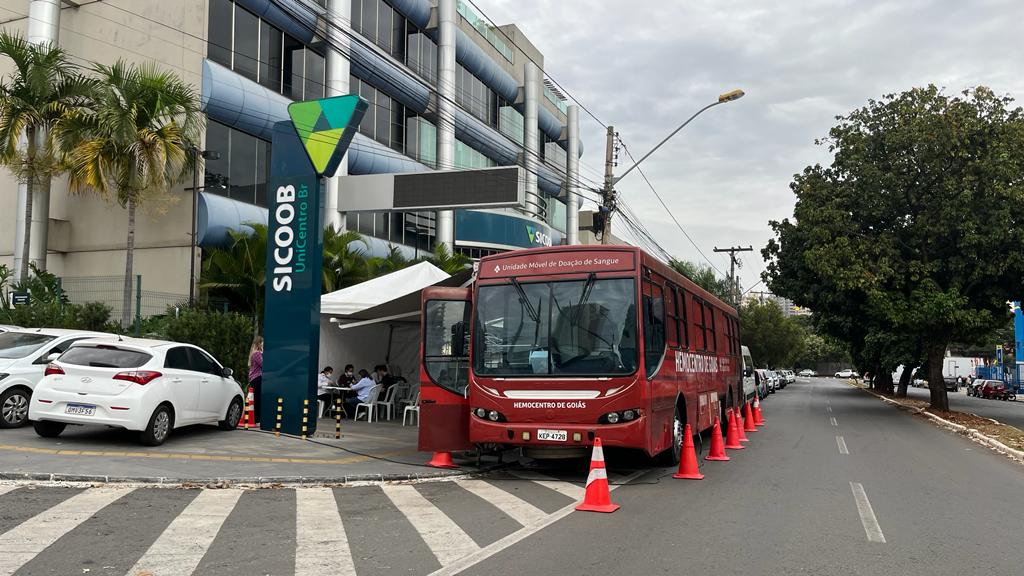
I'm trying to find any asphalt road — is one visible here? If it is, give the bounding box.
[1,378,1022,576]
[902,384,1024,429]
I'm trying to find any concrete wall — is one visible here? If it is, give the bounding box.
[0,0,207,297]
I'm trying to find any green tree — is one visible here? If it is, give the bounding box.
[668,258,734,304]
[321,225,371,292]
[425,243,471,275]
[56,60,201,329]
[764,86,1024,410]
[201,224,269,321]
[0,32,92,280]
[739,298,805,368]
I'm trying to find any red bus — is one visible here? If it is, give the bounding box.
[418,245,743,463]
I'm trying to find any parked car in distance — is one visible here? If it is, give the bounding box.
[29,338,245,446]
[753,369,770,399]
[781,370,796,385]
[966,379,984,397]
[741,346,757,403]
[0,329,115,428]
[765,370,779,393]
[798,369,817,377]
[976,380,1015,401]
[835,369,859,378]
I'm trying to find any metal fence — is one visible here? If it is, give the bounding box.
[976,364,1024,392]
[60,275,188,326]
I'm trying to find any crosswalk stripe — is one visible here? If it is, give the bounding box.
[128,489,243,576]
[506,470,586,501]
[295,488,355,576]
[456,480,547,527]
[0,485,17,498]
[0,487,131,576]
[381,485,481,566]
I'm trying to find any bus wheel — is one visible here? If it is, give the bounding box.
[656,406,683,466]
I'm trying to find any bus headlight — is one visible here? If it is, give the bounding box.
[474,408,487,418]
[623,409,637,421]
[600,409,641,424]
[487,410,500,422]
[473,408,506,422]
[606,412,620,424]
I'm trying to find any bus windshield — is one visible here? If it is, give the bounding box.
[474,277,637,377]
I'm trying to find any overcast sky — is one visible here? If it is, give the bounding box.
[483,0,1024,291]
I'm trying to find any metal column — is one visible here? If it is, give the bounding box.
[434,0,456,249]
[523,61,541,218]
[324,0,351,231]
[566,105,580,245]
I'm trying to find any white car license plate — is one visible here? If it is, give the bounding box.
[65,403,96,416]
[537,429,567,442]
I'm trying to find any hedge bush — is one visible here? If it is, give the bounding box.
[159,309,256,386]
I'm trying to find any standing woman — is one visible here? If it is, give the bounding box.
[248,336,264,424]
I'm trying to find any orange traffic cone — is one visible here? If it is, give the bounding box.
[753,397,765,426]
[737,407,750,443]
[576,438,619,513]
[744,402,757,433]
[672,424,704,479]
[705,417,730,461]
[243,387,254,430]
[427,451,459,469]
[725,408,745,450]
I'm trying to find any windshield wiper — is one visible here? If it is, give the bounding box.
[570,273,597,326]
[510,278,541,323]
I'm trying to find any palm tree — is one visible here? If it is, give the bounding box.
[0,32,92,280]
[56,60,200,328]
[426,243,472,275]
[322,225,371,292]
[201,224,269,323]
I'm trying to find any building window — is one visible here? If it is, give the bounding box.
[544,135,567,172]
[405,114,437,168]
[352,0,407,60]
[351,76,408,154]
[203,120,271,207]
[455,139,496,170]
[499,102,524,146]
[206,1,324,101]
[406,31,437,84]
[455,64,497,127]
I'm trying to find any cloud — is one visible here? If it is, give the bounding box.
[481,0,1024,288]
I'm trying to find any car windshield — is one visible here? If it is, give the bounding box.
[0,332,57,359]
[59,345,152,369]
[474,277,637,377]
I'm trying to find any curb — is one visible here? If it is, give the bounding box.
[0,458,515,488]
[850,384,1024,464]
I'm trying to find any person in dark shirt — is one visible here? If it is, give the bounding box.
[375,364,396,394]
[340,364,356,386]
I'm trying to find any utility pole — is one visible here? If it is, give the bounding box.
[713,245,753,305]
[601,125,615,244]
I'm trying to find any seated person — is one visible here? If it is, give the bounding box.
[344,369,376,417]
[317,366,335,417]
[340,364,357,387]
[375,364,396,394]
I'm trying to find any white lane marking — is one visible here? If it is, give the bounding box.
[129,488,243,576]
[456,480,547,527]
[850,482,886,543]
[830,417,838,427]
[295,488,355,576]
[836,436,849,455]
[0,485,18,498]
[381,485,481,566]
[0,487,131,575]
[506,470,586,501]
[827,406,832,413]
[430,470,645,576]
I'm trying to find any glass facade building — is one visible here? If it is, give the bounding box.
[201,0,575,256]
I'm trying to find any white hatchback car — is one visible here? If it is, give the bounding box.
[0,329,114,428]
[29,338,244,445]
[0,325,22,333]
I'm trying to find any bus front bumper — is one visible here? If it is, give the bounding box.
[469,416,646,449]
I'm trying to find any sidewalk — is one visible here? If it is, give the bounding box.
[0,418,501,485]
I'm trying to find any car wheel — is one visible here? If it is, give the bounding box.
[33,420,66,438]
[0,388,30,429]
[140,405,173,446]
[656,406,684,466]
[219,397,243,431]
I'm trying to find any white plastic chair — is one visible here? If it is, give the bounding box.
[398,384,419,412]
[403,392,420,426]
[354,385,383,422]
[377,385,398,421]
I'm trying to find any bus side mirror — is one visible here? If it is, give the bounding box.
[744,368,753,377]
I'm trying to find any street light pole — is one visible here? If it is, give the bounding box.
[600,89,745,245]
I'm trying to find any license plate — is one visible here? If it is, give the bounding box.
[537,429,567,442]
[65,403,96,416]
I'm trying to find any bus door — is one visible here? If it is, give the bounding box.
[419,286,474,453]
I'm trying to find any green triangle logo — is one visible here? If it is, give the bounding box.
[288,95,367,176]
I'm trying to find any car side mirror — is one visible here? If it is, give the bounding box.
[222,367,233,378]
[744,368,753,377]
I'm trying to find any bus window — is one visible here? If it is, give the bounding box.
[691,297,707,351]
[665,284,679,348]
[424,300,470,395]
[705,304,716,352]
[642,280,666,378]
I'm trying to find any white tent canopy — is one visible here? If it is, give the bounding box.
[320,261,450,318]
